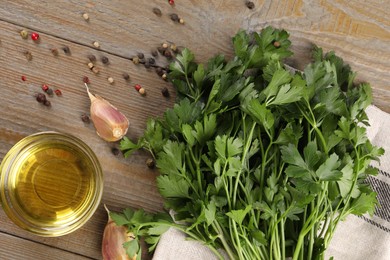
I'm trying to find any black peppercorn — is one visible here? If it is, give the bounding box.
[148,57,155,64]
[43,99,51,107]
[81,113,90,123]
[87,54,96,62]
[170,13,179,22]
[161,87,170,97]
[101,56,109,64]
[246,1,255,9]
[152,7,162,17]
[157,47,165,54]
[122,73,130,81]
[111,147,120,156]
[62,46,71,55]
[137,53,144,59]
[151,50,158,57]
[146,158,155,169]
[144,62,151,69]
[155,67,164,76]
[46,88,54,96]
[35,93,46,103]
[163,50,172,58]
[51,48,59,56]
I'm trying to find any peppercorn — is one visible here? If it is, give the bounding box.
[43,99,51,107]
[82,13,89,21]
[35,93,46,103]
[139,87,146,95]
[151,50,158,57]
[92,67,99,74]
[31,32,39,41]
[155,67,164,77]
[157,47,165,54]
[87,62,94,69]
[93,41,100,48]
[134,84,141,92]
[111,147,120,156]
[62,46,71,55]
[161,87,170,97]
[87,54,97,62]
[24,50,33,61]
[101,56,109,64]
[42,84,49,92]
[144,62,151,69]
[107,77,114,84]
[246,1,255,9]
[162,43,169,49]
[20,29,28,39]
[46,88,54,96]
[163,50,172,58]
[146,158,155,169]
[148,57,155,65]
[81,113,90,123]
[179,18,185,24]
[162,73,168,80]
[132,56,140,64]
[137,53,145,59]
[170,44,177,52]
[55,89,62,96]
[273,41,281,48]
[168,0,175,5]
[21,75,27,81]
[83,76,90,84]
[51,48,59,56]
[122,73,130,81]
[170,13,179,22]
[152,7,162,17]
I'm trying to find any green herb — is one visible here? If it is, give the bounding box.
[118,26,383,260]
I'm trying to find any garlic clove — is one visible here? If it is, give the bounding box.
[85,84,129,142]
[102,205,135,260]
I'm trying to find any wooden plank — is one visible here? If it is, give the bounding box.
[0,232,91,259]
[0,0,389,111]
[0,19,165,259]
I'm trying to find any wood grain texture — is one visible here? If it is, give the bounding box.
[0,0,389,259]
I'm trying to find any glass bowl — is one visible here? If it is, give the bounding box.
[0,131,103,237]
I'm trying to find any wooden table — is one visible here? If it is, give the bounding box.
[0,1,389,259]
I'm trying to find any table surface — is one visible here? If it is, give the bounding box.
[0,1,389,259]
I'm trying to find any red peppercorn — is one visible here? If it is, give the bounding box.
[21,76,27,81]
[55,89,62,96]
[168,0,175,5]
[83,76,90,84]
[134,84,142,92]
[31,32,40,41]
[42,84,49,92]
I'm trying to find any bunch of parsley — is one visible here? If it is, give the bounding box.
[116,27,383,260]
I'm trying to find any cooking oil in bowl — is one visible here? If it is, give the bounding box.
[0,132,103,237]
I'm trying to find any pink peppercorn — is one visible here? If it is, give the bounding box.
[31,32,40,41]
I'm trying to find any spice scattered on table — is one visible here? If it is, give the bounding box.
[107,77,115,84]
[88,62,94,69]
[111,147,120,156]
[134,84,145,95]
[43,99,51,107]
[20,29,28,39]
[170,13,179,22]
[101,56,109,64]
[31,32,40,41]
[92,67,100,74]
[81,113,91,123]
[161,87,170,97]
[245,1,255,9]
[54,89,62,96]
[35,93,46,103]
[132,56,140,64]
[21,75,27,81]
[152,7,162,17]
[88,54,97,62]
[151,50,158,57]
[179,18,184,24]
[51,48,59,56]
[146,158,155,169]
[93,41,100,48]
[168,0,175,5]
[83,76,90,84]
[41,84,49,92]
[62,46,71,55]
[122,73,130,81]
[82,13,89,21]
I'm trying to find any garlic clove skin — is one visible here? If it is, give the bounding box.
[102,205,135,260]
[85,84,129,142]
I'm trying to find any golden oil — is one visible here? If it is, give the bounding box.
[0,132,103,236]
